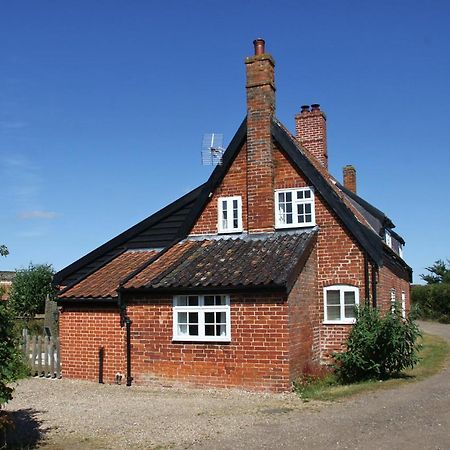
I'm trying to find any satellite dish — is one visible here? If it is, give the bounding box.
[201,133,224,166]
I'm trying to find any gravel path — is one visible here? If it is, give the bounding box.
[4,321,450,449]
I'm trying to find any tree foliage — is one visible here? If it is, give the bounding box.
[9,263,56,319]
[420,259,450,284]
[0,245,8,257]
[412,258,450,323]
[333,304,421,383]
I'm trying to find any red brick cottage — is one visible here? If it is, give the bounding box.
[54,40,411,392]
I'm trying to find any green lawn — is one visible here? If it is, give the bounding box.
[295,332,450,402]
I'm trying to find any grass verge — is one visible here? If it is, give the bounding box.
[295,332,450,402]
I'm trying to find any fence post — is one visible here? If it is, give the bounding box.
[49,336,55,377]
[31,335,37,375]
[55,338,61,378]
[37,336,42,376]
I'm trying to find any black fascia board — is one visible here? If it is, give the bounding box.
[120,283,287,296]
[53,183,205,284]
[336,182,396,229]
[271,120,384,266]
[56,297,118,306]
[382,246,413,282]
[176,118,247,239]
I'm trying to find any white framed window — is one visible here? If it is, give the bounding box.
[401,290,406,319]
[218,196,242,233]
[398,245,404,259]
[385,230,392,248]
[324,285,359,324]
[173,294,231,342]
[390,288,396,313]
[275,187,315,229]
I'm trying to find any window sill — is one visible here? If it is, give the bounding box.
[217,229,243,234]
[172,336,231,343]
[323,320,355,325]
[275,223,316,230]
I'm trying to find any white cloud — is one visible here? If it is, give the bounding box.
[18,210,60,220]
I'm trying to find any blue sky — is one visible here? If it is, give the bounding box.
[1,0,449,283]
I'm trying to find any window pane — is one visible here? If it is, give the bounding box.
[204,295,214,306]
[178,312,188,324]
[189,312,198,323]
[233,199,238,209]
[216,311,226,323]
[205,325,215,336]
[286,192,292,202]
[278,192,285,203]
[297,190,304,199]
[305,204,311,214]
[286,202,292,213]
[177,296,188,306]
[305,214,312,222]
[189,325,198,336]
[188,296,199,306]
[216,324,227,336]
[327,290,340,305]
[286,213,293,223]
[327,305,341,320]
[345,305,356,319]
[298,204,304,214]
[344,291,355,305]
[205,312,214,324]
[178,324,188,335]
[216,295,226,305]
[304,190,311,199]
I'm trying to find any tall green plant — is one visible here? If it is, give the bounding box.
[9,263,56,319]
[333,304,421,383]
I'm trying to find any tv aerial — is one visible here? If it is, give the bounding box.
[201,133,225,166]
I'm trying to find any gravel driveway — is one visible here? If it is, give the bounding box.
[5,321,450,449]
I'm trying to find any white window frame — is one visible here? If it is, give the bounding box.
[401,290,406,319]
[218,196,243,233]
[390,288,396,313]
[398,245,404,259]
[172,294,231,342]
[323,285,359,324]
[385,230,392,248]
[274,187,316,229]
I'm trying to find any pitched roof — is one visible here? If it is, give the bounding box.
[60,250,158,299]
[53,184,204,286]
[122,230,317,293]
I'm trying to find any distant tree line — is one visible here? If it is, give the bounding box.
[411,259,450,323]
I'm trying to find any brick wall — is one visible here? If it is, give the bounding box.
[59,306,126,383]
[127,292,291,392]
[191,145,248,235]
[287,246,320,380]
[377,264,410,314]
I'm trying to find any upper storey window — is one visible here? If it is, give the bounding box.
[275,187,316,228]
[218,196,243,233]
[385,230,392,248]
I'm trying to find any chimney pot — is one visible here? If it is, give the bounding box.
[311,103,320,111]
[253,38,265,56]
[301,105,310,113]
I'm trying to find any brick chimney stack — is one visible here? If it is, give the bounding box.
[343,165,357,194]
[295,104,328,169]
[245,38,275,232]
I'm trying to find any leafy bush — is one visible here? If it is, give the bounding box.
[0,302,22,408]
[9,263,56,319]
[411,284,450,323]
[333,304,421,383]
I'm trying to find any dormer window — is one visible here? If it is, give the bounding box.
[385,230,392,248]
[275,187,315,229]
[218,196,243,233]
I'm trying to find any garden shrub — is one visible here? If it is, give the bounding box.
[0,301,23,411]
[333,304,421,383]
[411,284,450,323]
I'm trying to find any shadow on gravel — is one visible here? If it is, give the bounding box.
[1,408,47,449]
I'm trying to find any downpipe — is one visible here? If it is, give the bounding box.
[118,291,133,387]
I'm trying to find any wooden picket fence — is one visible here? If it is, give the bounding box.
[22,332,61,378]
